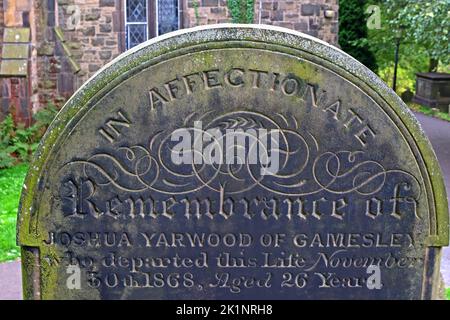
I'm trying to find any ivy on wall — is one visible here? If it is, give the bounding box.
[227,0,255,24]
[193,0,200,25]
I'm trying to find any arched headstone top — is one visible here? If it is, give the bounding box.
[18,25,448,300]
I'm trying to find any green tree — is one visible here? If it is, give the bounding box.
[364,0,449,92]
[339,0,378,72]
[383,0,449,72]
[364,1,427,91]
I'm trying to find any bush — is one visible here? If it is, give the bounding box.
[0,104,58,169]
[378,64,417,95]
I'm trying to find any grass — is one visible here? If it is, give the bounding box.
[408,102,450,123]
[447,288,450,300]
[0,164,28,262]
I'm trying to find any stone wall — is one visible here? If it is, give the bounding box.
[184,1,338,45]
[254,0,339,44]
[184,0,231,27]
[32,0,122,111]
[1,0,339,117]
[0,0,33,124]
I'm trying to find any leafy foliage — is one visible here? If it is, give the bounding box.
[362,0,449,94]
[193,0,200,25]
[377,62,426,96]
[339,0,378,72]
[228,0,255,24]
[0,104,58,169]
[383,0,449,71]
[0,163,28,262]
[0,116,16,168]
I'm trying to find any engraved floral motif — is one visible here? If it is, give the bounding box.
[62,111,421,198]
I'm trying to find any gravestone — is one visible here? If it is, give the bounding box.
[413,72,450,112]
[17,25,448,300]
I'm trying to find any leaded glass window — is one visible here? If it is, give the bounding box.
[124,0,180,50]
[157,0,179,36]
[127,0,147,22]
[125,0,148,49]
[127,24,147,48]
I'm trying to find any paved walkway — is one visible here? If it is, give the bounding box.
[0,260,22,300]
[0,112,449,300]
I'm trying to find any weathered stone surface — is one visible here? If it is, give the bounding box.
[85,12,101,21]
[37,42,55,56]
[20,0,339,114]
[91,38,105,47]
[99,24,112,33]
[99,51,112,60]
[210,7,226,15]
[301,4,318,16]
[3,27,30,42]
[0,60,28,76]
[1,43,29,59]
[41,79,56,90]
[99,0,115,7]
[202,0,219,6]
[81,26,95,37]
[17,25,448,300]
[88,64,100,72]
[252,0,339,45]
[67,41,82,50]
